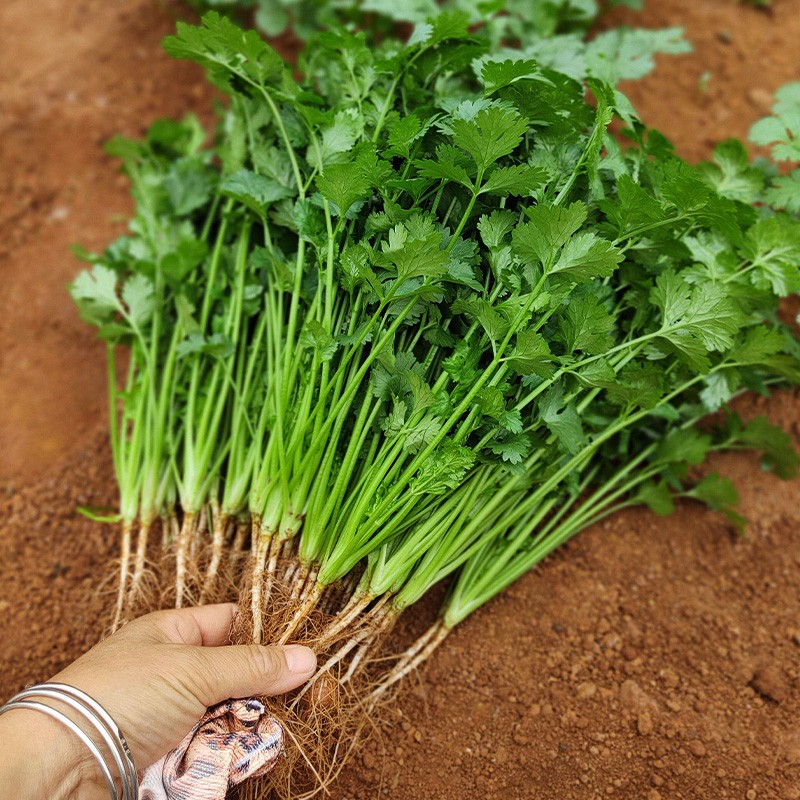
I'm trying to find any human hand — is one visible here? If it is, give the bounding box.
[0,604,317,800]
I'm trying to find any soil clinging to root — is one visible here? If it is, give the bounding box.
[2,0,800,798]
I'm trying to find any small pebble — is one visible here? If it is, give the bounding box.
[750,664,789,703]
[637,712,654,736]
[783,731,800,764]
[688,740,706,757]
[747,88,774,112]
[577,682,598,700]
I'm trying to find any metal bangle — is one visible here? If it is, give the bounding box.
[0,699,119,800]
[0,683,140,800]
[45,683,139,800]
[12,684,138,800]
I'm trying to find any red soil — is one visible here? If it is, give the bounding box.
[1,1,799,798]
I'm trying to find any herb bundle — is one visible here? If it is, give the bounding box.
[72,10,800,794]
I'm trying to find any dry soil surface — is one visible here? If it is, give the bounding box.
[1,1,799,798]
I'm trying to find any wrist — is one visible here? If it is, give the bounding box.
[0,708,108,800]
[73,764,113,800]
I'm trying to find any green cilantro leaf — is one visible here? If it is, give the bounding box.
[686,473,746,533]
[450,107,529,172]
[316,162,372,215]
[70,265,123,326]
[512,202,588,266]
[220,169,295,214]
[750,83,800,162]
[739,416,800,479]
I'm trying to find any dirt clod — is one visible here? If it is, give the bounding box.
[620,680,659,714]
[782,731,800,764]
[688,740,707,758]
[750,664,790,703]
[747,87,774,111]
[577,682,597,700]
[637,713,654,736]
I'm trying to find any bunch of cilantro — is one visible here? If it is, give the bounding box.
[72,11,799,695]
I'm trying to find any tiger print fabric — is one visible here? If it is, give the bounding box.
[139,699,284,800]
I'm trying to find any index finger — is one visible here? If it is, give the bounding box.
[127,604,239,647]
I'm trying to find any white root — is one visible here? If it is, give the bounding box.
[200,508,230,604]
[226,518,248,570]
[340,639,372,686]
[299,567,319,602]
[169,515,180,549]
[341,569,362,600]
[112,520,134,632]
[283,560,299,587]
[321,570,363,616]
[277,581,324,645]
[127,520,152,609]
[174,512,196,609]
[250,519,271,644]
[289,603,395,710]
[289,563,310,601]
[260,534,283,610]
[191,507,208,558]
[316,592,380,650]
[369,620,450,703]
[319,572,355,613]
[340,606,398,685]
[289,625,374,711]
[319,582,343,615]
[232,519,248,552]
[160,515,170,549]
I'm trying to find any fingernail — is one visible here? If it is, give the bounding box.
[283,645,317,674]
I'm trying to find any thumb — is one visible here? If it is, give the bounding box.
[181,644,317,706]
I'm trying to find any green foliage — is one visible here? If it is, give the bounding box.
[749,83,800,213]
[191,0,632,39]
[188,0,689,88]
[74,13,800,633]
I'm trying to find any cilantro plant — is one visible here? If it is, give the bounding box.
[189,0,689,87]
[748,83,800,215]
[193,0,639,38]
[72,12,799,791]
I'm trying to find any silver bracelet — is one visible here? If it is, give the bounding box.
[43,683,139,800]
[0,683,139,800]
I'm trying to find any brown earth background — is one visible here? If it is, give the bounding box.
[1,1,799,798]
